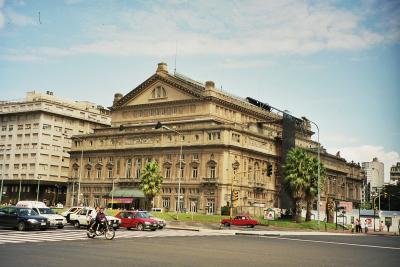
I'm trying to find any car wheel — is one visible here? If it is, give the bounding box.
[224,222,230,227]
[127,227,132,230]
[158,226,164,229]
[57,225,64,229]
[151,228,157,231]
[137,224,144,231]
[40,228,47,231]
[73,221,80,229]
[17,222,26,231]
[248,224,255,228]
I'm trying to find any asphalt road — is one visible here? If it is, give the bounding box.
[0,234,398,267]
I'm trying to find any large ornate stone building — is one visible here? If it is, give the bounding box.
[66,63,364,215]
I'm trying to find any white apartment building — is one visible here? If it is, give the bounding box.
[0,91,111,205]
[362,157,384,191]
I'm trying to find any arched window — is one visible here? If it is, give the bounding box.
[151,86,167,99]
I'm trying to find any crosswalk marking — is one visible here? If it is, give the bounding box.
[0,228,231,245]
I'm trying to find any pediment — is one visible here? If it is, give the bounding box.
[113,74,204,109]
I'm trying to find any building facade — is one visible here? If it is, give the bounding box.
[362,157,384,190]
[67,63,364,214]
[0,91,111,205]
[390,162,400,185]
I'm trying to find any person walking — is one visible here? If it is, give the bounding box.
[364,219,369,234]
[355,219,360,233]
[360,219,364,233]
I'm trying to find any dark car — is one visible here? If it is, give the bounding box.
[0,206,49,231]
[115,211,158,231]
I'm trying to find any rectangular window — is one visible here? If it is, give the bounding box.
[179,166,184,178]
[192,166,198,179]
[108,168,113,178]
[210,166,216,178]
[136,159,141,178]
[116,160,120,175]
[165,167,171,179]
[97,168,102,179]
[126,159,132,178]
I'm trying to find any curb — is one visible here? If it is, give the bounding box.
[166,226,200,232]
[235,232,280,237]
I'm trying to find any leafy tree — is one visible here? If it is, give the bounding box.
[304,157,326,221]
[284,148,310,223]
[139,160,164,210]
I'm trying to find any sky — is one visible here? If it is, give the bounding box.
[0,0,399,181]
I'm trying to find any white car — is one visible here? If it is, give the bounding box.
[16,201,67,229]
[61,207,83,223]
[69,207,121,230]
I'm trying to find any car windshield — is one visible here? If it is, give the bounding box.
[136,212,150,218]
[18,208,38,216]
[38,208,55,214]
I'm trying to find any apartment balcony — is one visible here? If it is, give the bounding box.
[201,177,218,186]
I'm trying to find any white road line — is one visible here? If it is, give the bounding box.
[262,236,400,251]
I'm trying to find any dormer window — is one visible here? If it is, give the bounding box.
[151,86,167,99]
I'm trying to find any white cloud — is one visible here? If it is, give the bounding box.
[329,145,400,182]
[0,0,397,61]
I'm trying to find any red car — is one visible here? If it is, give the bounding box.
[221,215,258,228]
[115,211,158,231]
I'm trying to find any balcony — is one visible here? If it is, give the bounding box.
[201,177,218,186]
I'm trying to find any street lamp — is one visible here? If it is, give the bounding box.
[307,119,321,229]
[74,136,84,206]
[0,148,6,204]
[18,175,22,202]
[155,122,183,219]
[36,175,41,202]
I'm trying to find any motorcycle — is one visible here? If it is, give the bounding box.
[87,218,115,240]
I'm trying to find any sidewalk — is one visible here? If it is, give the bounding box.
[166,221,356,236]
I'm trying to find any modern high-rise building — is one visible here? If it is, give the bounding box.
[390,162,400,185]
[362,157,384,191]
[0,91,111,205]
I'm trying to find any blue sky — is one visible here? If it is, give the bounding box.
[0,0,399,180]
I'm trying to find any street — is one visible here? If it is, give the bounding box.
[0,227,398,267]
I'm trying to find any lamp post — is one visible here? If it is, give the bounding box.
[308,119,320,229]
[0,148,6,204]
[155,122,183,219]
[18,175,22,202]
[36,175,41,202]
[75,136,84,206]
[110,137,118,210]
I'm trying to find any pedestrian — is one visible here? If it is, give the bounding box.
[379,221,384,232]
[360,219,364,233]
[355,219,360,233]
[364,219,368,234]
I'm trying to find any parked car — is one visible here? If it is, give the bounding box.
[69,207,120,230]
[115,211,158,231]
[220,215,259,228]
[0,206,49,231]
[61,207,82,223]
[16,201,67,229]
[137,211,166,229]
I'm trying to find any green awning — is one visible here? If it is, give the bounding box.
[107,188,145,198]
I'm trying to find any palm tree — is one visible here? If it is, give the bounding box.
[284,147,310,223]
[304,157,326,221]
[139,160,164,211]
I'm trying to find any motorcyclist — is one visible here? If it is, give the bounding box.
[95,207,107,228]
[89,206,100,230]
